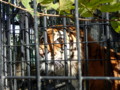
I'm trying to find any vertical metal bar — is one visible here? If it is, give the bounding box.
[0,2,4,90]
[11,0,17,89]
[12,23,17,90]
[33,0,41,90]
[7,11,13,90]
[20,13,25,77]
[3,30,7,89]
[75,0,82,90]
[19,12,26,90]
[63,17,70,90]
[6,3,13,90]
[2,3,6,89]
[25,12,31,90]
[63,17,69,90]
[105,12,111,89]
[106,13,110,40]
[43,10,48,76]
[84,22,89,90]
[106,12,110,70]
[63,17,68,76]
[3,3,8,89]
[43,10,49,90]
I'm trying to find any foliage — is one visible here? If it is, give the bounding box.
[20,0,120,33]
[111,17,120,33]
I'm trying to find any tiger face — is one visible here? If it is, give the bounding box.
[39,26,83,76]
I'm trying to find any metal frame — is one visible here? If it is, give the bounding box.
[0,0,120,90]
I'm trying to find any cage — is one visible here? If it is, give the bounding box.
[0,0,120,90]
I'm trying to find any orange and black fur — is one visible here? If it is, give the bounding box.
[39,25,120,90]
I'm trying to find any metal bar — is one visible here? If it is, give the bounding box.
[11,0,17,89]
[5,76,76,80]
[6,3,13,89]
[82,76,120,80]
[25,12,31,90]
[19,12,26,90]
[42,23,109,28]
[33,0,41,90]
[1,3,5,90]
[63,16,69,90]
[20,12,26,77]
[0,2,4,90]
[63,17,68,76]
[105,12,111,89]
[84,21,89,90]
[43,10,48,76]
[106,13,110,40]
[6,2,12,76]
[3,3,8,89]
[75,0,82,90]
[4,76,120,80]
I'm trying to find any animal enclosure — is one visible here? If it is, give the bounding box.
[0,0,120,90]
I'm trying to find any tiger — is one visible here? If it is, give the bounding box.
[39,25,120,90]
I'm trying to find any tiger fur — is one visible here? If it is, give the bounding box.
[39,26,120,90]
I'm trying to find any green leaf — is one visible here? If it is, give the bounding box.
[89,0,113,5]
[79,8,93,17]
[110,0,119,5]
[40,0,58,10]
[43,3,59,10]
[79,0,113,7]
[115,26,120,33]
[37,0,44,3]
[41,3,59,10]
[111,17,120,33]
[99,3,120,12]
[21,0,40,17]
[78,0,114,17]
[59,0,74,12]
[21,0,33,11]
[20,0,120,18]
[70,0,75,3]
[41,0,54,4]
[79,0,89,4]
[81,11,93,17]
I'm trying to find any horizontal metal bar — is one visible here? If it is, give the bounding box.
[39,23,109,29]
[2,44,36,47]
[41,76,77,80]
[3,76,36,79]
[2,76,120,80]
[82,76,120,80]
[3,76,77,80]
